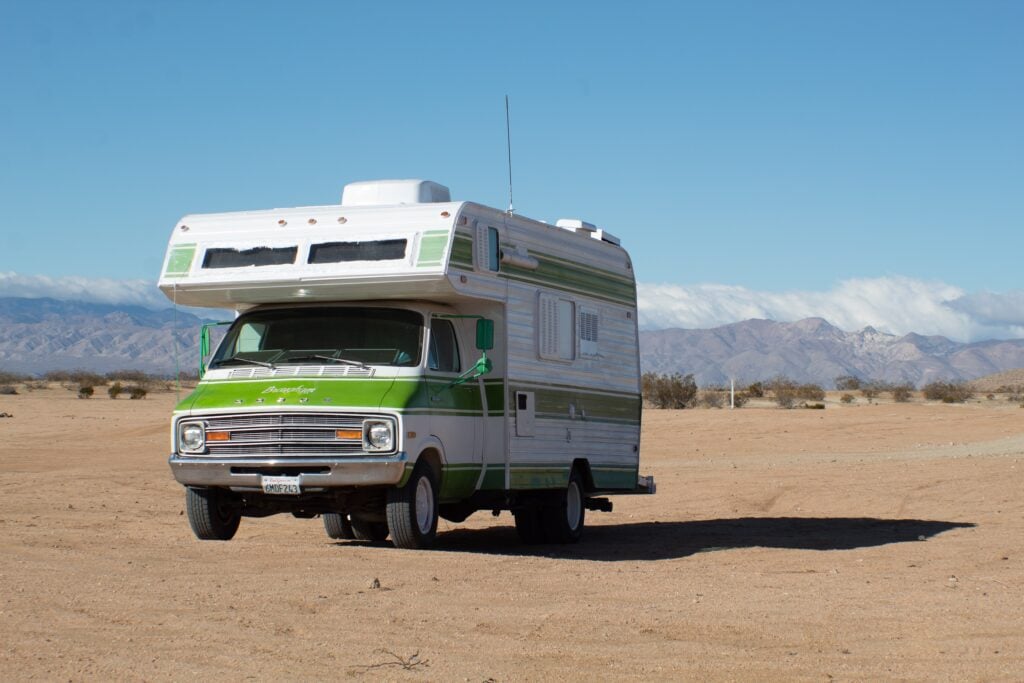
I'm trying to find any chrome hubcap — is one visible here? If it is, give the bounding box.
[566,481,582,530]
[415,476,434,535]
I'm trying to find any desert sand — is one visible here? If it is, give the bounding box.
[1,386,1022,680]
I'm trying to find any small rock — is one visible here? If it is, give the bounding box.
[369,578,381,590]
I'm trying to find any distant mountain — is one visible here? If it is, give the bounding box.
[0,297,224,376]
[2,298,1023,386]
[641,317,1024,387]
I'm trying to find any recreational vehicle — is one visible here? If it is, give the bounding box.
[158,179,654,549]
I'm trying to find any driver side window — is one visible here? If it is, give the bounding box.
[428,319,461,373]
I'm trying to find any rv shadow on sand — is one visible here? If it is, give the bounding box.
[420,517,975,561]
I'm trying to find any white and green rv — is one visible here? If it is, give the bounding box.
[159,179,653,549]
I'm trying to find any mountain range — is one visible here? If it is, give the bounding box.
[1,298,1023,387]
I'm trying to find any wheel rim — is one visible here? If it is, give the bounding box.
[415,475,435,535]
[566,480,582,530]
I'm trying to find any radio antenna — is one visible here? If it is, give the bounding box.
[505,95,514,215]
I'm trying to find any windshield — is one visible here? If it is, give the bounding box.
[210,307,423,369]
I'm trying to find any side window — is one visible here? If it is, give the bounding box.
[475,225,500,272]
[538,293,575,362]
[428,319,461,373]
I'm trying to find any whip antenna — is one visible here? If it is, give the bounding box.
[505,95,514,215]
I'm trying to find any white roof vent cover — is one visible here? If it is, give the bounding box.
[341,179,451,206]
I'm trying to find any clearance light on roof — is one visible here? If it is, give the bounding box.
[278,219,287,226]
[440,211,450,218]
[308,218,317,225]
[337,217,347,224]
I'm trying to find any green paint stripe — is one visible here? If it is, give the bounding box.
[424,229,450,236]
[165,245,196,275]
[417,234,450,266]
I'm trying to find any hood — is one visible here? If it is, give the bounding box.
[174,376,426,414]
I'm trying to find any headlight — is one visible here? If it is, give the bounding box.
[180,423,205,452]
[363,420,394,452]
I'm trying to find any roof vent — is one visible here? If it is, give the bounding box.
[341,179,451,207]
[556,218,622,246]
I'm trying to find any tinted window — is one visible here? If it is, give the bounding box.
[308,239,407,264]
[211,307,423,368]
[202,246,297,269]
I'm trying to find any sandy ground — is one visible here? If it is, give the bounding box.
[1,387,1022,681]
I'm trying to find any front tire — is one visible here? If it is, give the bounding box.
[185,487,241,541]
[322,513,354,540]
[386,460,439,549]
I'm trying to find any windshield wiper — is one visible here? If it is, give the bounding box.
[285,354,369,369]
[214,357,277,370]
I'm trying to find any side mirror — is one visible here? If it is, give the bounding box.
[449,355,493,388]
[476,318,494,351]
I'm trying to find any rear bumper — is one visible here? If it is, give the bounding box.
[168,452,408,491]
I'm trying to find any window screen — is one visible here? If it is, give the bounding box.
[475,225,500,271]
[202,246,297,269]
[580,308,599,357]
[308,239,407,264]
[428,319,461,373]
[539,293,575,361]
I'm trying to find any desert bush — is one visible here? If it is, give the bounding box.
[840,393,855,404]
[0,370,30,384]
[45,370,107,387]
[745,382,764,398]
[698,390,724,409]
[128,386,148,400]
[891,384,914,403]
[986,393,995,401]
[642,372,698,409]
[804,402,825,409]
[732,391,749,408]
[0,385,18,395]
[922,381,973,403]
[797,383,825,401]
[78,385,94,399]
[767,377,798,408]
[834,375,861,391]
[860,380,891,400]
[108,382,123,399]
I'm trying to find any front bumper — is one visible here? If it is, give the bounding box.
[168,452,408,491]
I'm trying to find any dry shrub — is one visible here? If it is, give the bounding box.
[46,370,107,387]
[804,402,825,409]
[834,375,861,391]
[128,386,148,400]
[0,385,17,395]
[78,386,94,399]
[698,390,724,409]
[0,370,30,384]
[840,393,856,404]
[642,372,698,409]
[891,384,914,403]
[745,382,764,398]
[860,380,890,400]
[922,381,973,403]
[108,382,123,399]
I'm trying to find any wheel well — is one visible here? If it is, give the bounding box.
[417,448,443,479]
[572,458,595,492]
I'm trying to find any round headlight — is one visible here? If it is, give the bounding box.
[365,422,394,451]
[181,424,205,451]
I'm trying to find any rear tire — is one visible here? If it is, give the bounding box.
[386,460,440,549]
[322,513,354,540]
[541,469,586,544]
[350,517,389,542]
[185,487,241,541]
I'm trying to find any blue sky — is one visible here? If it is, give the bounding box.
[1,2,1022,339]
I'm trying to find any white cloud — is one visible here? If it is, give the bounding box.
[3,272,1022,343]
[639,277,1024,342]
[0,272,170,308]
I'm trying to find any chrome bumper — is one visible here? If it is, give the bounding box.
[168,452,408,491]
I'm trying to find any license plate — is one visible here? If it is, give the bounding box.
[261,476,301,495]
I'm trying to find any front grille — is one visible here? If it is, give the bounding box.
[188,411,392,458]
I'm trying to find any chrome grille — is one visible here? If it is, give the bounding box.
[195,411,384,458]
